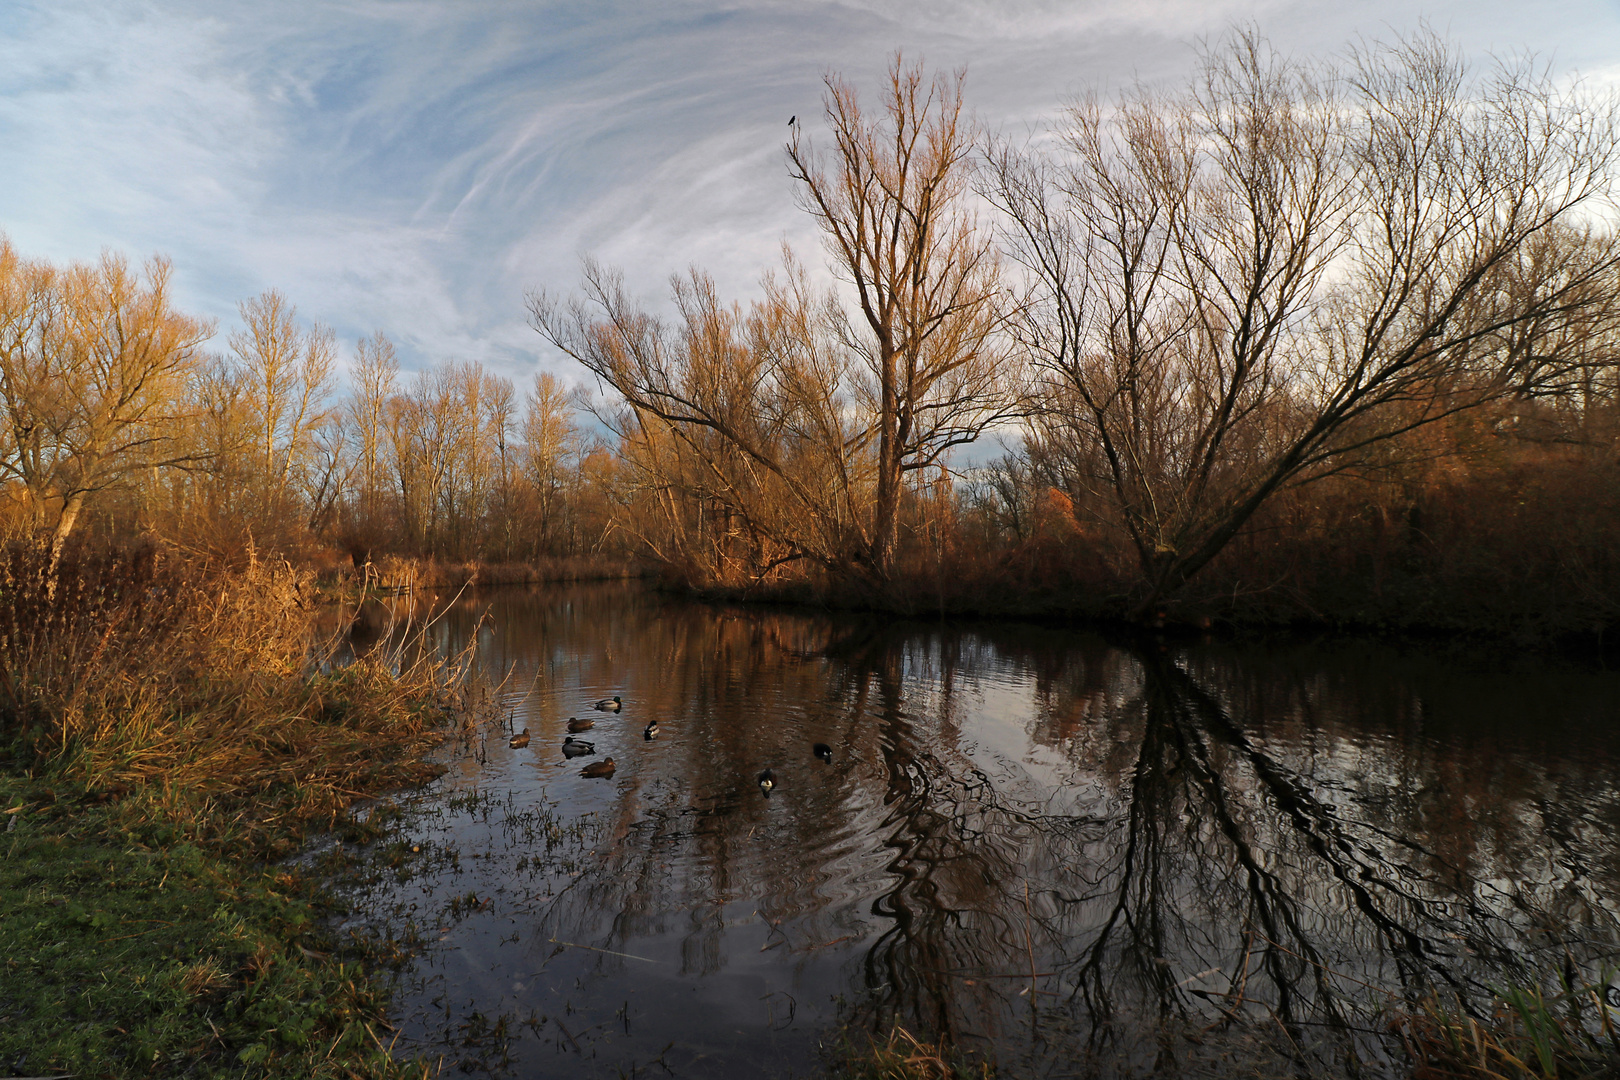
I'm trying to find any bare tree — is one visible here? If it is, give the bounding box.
[988,28,1620,612]
[536,57,1018,585]
[229,290,337,526]
[347,331,398,534]
[0,239,212,575]
[534,259,865,579]
[521,372,580,555]
[788,54,1017,579]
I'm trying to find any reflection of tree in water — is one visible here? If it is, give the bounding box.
[439,592,1620,1078]
[824,631,1620,1077]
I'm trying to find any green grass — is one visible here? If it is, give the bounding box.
[0,775,431,1079]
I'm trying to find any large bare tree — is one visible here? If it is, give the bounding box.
[535,56,1018,585]
[788,55,1016,579]
[988,29,1620,612]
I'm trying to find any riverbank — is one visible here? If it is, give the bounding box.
[667,554,1620,654]
[321,554,649,595]
[0,546,470,1077]
[0,774,433,1078]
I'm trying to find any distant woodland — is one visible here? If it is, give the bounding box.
[5,30,1620,638]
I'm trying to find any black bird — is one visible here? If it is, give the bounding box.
[758,768,775,796]
[563,736,596,758]
[788,115,796,126]
[593,696,623,713]
[813,742,832,763]
[644,720,659,740]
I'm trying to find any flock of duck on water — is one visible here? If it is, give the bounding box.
[505,695,833,796]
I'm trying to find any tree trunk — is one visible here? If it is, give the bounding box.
[871,349,901,580]
[46,489,86,600]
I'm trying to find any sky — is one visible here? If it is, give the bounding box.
[3,0,1620,387]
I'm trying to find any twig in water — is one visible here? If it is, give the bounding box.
[552,1016,582,1053]
[548,937,658,963]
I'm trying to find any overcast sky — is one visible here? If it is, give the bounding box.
[3,0,1619,385]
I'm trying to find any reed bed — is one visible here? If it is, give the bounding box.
[0,542,469,855]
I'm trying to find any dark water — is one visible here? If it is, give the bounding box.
[339,583,1620,1077]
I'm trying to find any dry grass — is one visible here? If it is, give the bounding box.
[0,541,469,855]
[836,1026,994,1080]
[1392,981,1620,1080]
[317,553,645,593]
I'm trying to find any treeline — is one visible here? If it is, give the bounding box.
[5,29,1620,636]
[0,253,619,573]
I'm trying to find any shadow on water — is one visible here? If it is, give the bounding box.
[334,583,1620,1078]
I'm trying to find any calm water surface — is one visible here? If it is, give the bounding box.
[341,583,1620,1078]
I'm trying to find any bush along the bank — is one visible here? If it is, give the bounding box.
[0,543,468,1077]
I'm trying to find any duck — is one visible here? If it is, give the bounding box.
[593,696,623,712]
[812,742,832,763]
[509,728,530,749]
[643,720,659,740]
[581,757,616,779]
[562,736,595,758]
[566,717,595,733]
[757,768,775,796]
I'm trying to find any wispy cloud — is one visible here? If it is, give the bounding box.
[2,0,1617,384]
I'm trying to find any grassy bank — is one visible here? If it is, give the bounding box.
[0,544,468,1077]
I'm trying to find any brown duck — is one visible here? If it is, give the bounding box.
[509,728,530,749]
[566,716,595,733]
[581,757,616,779]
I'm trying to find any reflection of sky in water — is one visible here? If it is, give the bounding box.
[339,584,1620,1078]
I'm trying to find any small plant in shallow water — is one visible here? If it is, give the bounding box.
[833,1026,994,1080]
[1391,975,1620,1079]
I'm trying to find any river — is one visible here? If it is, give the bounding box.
[333,582,1620,1078]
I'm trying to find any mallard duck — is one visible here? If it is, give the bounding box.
[757,768,775,796]
[643,720,659,740]
[562,736,595,758]
[509,728,530,749]
[812,742,832,762]
[566,717,595,733]
[581,757,616,779]
[593,696,623,712]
